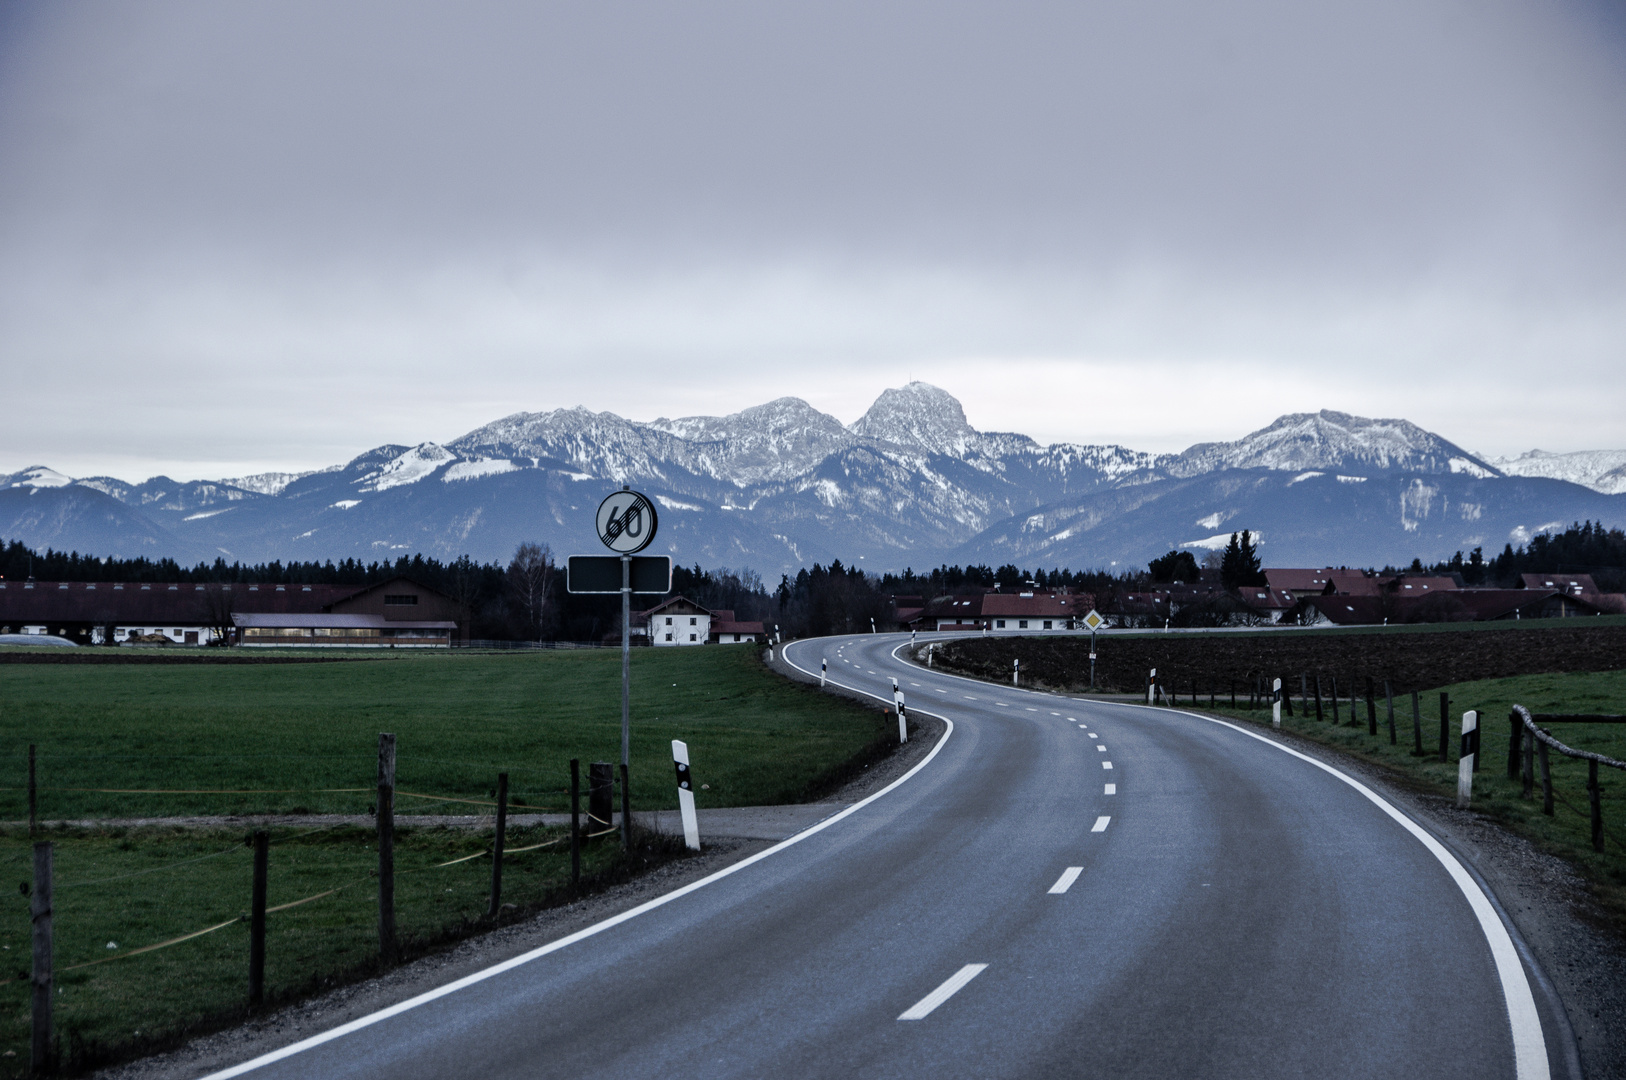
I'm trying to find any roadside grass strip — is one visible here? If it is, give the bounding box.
[898,964,988,1020]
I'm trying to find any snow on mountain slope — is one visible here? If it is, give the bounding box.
[1161,410,1501,478]
[219,471,323,496]
[358,444,457,492]
[2,466,74,489]
[1491,449,1626,495]
[848,381,987,457]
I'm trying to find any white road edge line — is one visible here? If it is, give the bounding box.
[1048,867,1084,894]
[898,963,989,1020]
[1111,700,1551,1080]
[198,641,957,1080]
[1092,816,1111,832]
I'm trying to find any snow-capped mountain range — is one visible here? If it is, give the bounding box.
[3,384,1623,575]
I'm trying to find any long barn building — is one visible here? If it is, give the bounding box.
[0,575,461,647]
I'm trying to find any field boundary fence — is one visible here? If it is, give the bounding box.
[3,736,640,1074]
[1509,704,1626,853]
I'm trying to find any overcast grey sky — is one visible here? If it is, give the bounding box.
[1,0,1623,482]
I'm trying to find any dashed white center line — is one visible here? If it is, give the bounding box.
[910,682,921,687]
[1087,733,1097,739]
[1092,816,1111,832]
[1102,761,1113,770]
[1104,783,1116,795]
[898,964,989,1020]
[1050,711,1061,716]
[997,702,1010,708]
[1066,716,1077,722]
[1097,745,1107,752]
[1048,867,1084,894]
[964,696,978,700]
[935,688,947,693]
[1026,707,1037,712]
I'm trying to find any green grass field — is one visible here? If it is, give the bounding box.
[1201,670,1626,916]
[0,646,889,820]
[0,645,892,1075]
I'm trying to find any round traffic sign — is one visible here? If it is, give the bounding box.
[595,489,659,554]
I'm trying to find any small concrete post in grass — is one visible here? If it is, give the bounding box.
[1457,710,1478,808]
[377,732,397,965]
[488,772,508,918]
[31,840,52,1076]
[249,830,268,1007]
[672,740,700,851]
[1272,678,1282,727]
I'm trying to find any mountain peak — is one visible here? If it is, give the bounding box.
[849,382,978,456]
[1163,410,1501,478]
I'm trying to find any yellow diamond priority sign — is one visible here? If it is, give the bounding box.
[1082,609,1105,631]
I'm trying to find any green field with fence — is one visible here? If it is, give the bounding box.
[0,645,888,821]
[0,645,889,1075]
[1201,669,1626,914]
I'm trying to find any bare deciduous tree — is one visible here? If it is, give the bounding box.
[507,542,554,641]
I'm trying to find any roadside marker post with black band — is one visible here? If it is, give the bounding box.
[1013,658,1019,686]
[1272,678,1282,727]
[567,487,673,850]
[672,740,701,851]
[1146,667,1156,705]
[1458,710,1480,807]
[894,684,909,744]
[821,658,827,686]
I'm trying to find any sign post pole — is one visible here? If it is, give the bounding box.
[621,553,631,848]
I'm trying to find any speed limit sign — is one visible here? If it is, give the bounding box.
[595,489,659,554]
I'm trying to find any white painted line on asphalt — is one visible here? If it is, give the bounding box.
[1026,707,1037,712]
[1107,699,1552,1080]
[1104,783,1116,794]
[997,702,1010,707]
[898,964,989,1020]
[1048,867,1084,894]
[200,640,959,1080]
[1050,711,1061,716]
[1092,816,1111,832]
[1102,761,1113,769]
[1097,745,1107,752]
[1087,733,1097,739]
[1067,716,1077,721]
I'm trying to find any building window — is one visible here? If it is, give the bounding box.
[1043,620,1052,629]
[384,595,418,606]
[996,620,1006,628]
[689,617,697,625]
[665,633,673,641]
[1018,620,1028,629]
[690,633,697,641]
[665,617,673,625]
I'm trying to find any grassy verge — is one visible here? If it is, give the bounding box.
[0,646,888,819]
[1187,670,1626,927]
[0,823,652,1076]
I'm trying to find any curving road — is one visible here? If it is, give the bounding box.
[203,633,1569,1080]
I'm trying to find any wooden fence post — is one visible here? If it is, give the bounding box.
[249,830,268,1008]
[1411,690,1423,755]
[488,772,508,918]
[1330,677,1340,724]
[1365,677,1377,736]
[569,758,581,888]
[1538,741,1553,816]
[377,733,397,965]
[1385,680,1396,745]
[1313,676,1323,722]
[1588,759,1603,853]
[27,745,36,837]
[1508,712,1523,780]
[1300,674,1309,718]
[31,841,52,1076]
[1438,693,1450,763]
[1521,718,1535,800]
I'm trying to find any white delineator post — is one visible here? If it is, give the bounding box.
[1272,678,1283,727]
[1457,710,1478,808]
[894,683,908,744]
[820,658,827,686]
[1013,658,1020,686]
[672,740,701,851]
[1146,667,1157,705]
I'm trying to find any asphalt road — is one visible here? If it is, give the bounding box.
[203,633,1568,1080]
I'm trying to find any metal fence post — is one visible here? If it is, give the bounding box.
[377,733,397,965]
[31,841,52,1076]
[250,830,268,1008]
